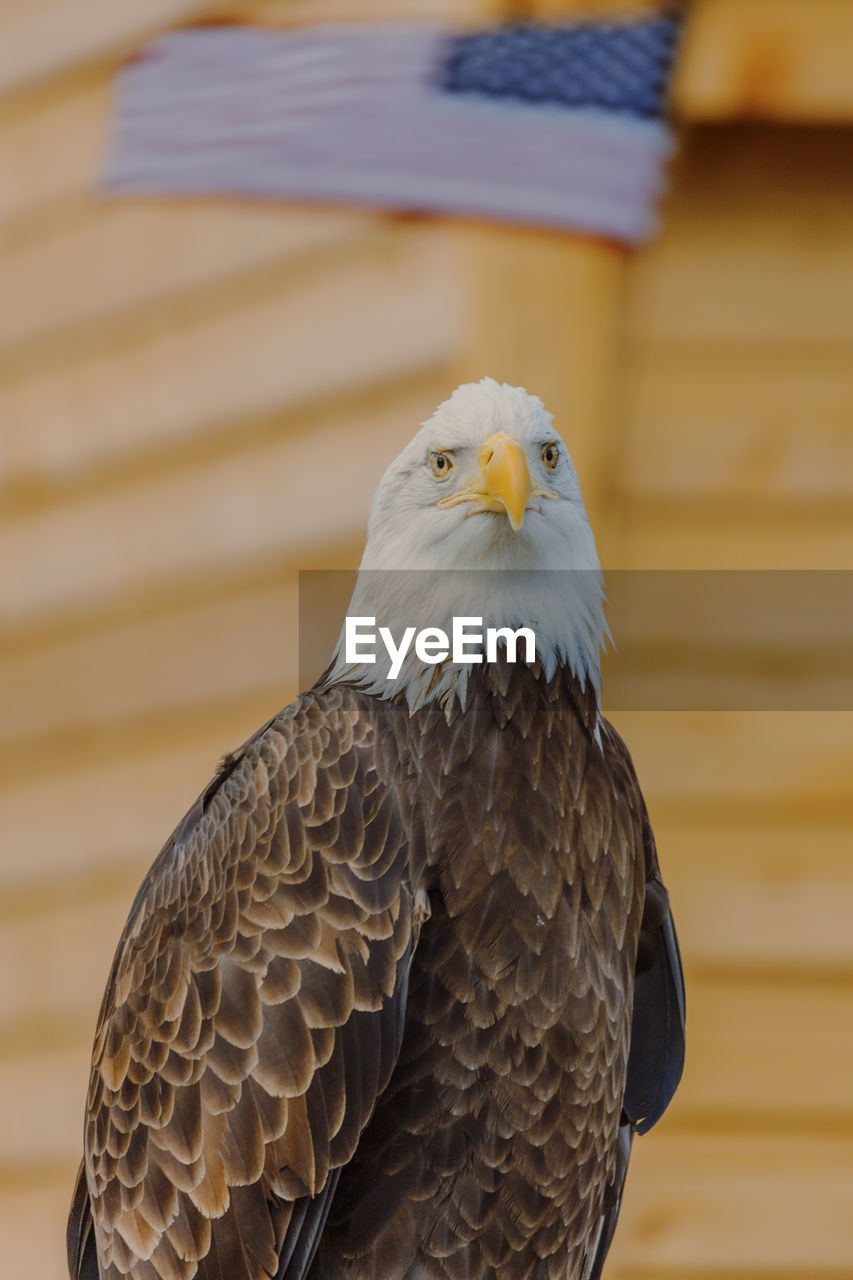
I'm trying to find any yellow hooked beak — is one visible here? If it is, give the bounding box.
[479,432,533,531]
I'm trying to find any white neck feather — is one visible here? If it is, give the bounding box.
[324,564,607,716]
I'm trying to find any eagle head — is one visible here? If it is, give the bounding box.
[326,378,608,711]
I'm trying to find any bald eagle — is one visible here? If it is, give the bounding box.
[68,379,684,1280]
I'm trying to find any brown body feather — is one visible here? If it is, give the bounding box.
[69,661,681,1280]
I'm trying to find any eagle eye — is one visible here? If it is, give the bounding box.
[429,450,454,480]
[541,442,559,472]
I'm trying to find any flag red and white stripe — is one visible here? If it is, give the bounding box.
[109,23,674,244]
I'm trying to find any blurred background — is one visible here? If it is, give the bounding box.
[2,1,853,1277]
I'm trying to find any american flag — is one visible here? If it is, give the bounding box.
[109,13,682,244]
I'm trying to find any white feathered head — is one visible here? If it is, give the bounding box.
[326,378,608,711]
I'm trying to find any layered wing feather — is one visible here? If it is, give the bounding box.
[582,720,686,1280]
[68,687,419,1280]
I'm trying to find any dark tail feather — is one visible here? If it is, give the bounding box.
[67,1160,99,1280]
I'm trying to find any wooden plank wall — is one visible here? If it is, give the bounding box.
[2,3,853,1279]
[603,122,853,1279]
